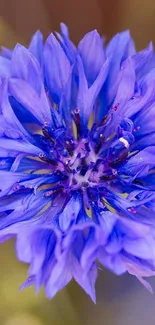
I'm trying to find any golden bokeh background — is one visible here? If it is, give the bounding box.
[0,1,155,324]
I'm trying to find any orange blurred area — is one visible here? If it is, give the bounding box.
[0,1,155,324]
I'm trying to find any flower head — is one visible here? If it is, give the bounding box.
[0,24,155,301]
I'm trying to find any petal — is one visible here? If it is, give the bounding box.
[0,170,28,194]
[28,30,43,65]
[80,223,104,272]
[99,211,117,235]
[58,193,82,231]
[123,257,155,277]
[132,133,155,151]
[9,78,51,124]
[122,67,155,119]
[124,147,155,175]
[1,46,13,60]
[45,257,72,299]
[77,55,109,128]
[0,192,51,234]
[59,65,74,134]
[123,236,155,259]
[113,57,135,111]
[19,276,35,290]
[106,230,122,254]
[78,30,106,84]
[73,260,98,303]
[0,80,30,139]
[133,102,155,137]
[105,30,135,105]
[56,23,77,64]
[98,250,126,275]
[0,137,41,157]
[132,42,155,79]
[43,33,70,103]
[16,230,32,263]
[0,56,11,78]
[11,44,43,94]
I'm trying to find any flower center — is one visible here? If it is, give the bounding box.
[39,112,133,211]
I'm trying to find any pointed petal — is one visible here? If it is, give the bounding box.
[0,80,30,139]
[9,78,51,124]
[0,137,41,157]
[11,44,42,94]
[1,46,13,59]
[78,30,106,84]
[77,55,108,128]
[44,33,70,103]
[113,57,135,109]
[28,30,43,65]
[59,194,82,231]
[105,30,135,105]
[124,147,155,175]
[124,237,155,259]
[0,56,11,78]
[132,42,155,79]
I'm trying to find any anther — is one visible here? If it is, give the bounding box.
[74,108,81,140]
[42,126,55,145]
[95,133,105,154]
[112,103,119,112]
[64,160,72,173]
[133,126,140,132]
[13,184,20,191]
[39,153,58,166]
[65,140,74,156]
[112,169,117,176]
[100,115,108,126]
[39,152,44,159]
[44,190,53,197]
[127,207,136,214]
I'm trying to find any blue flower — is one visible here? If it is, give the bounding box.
[0,24,155,302]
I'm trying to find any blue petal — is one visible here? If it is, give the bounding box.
[59,193,82,231]
[0,80,30,139]
[73,260,98,303]
[107,57,135,133]
[60,22,69,38]
[16,230,32,263]
[60,65,74,134]
[11,44,43,94]
[133,102,155,137]
[1,46,13,60]
[105,30,135,106]
[0,56,11,78]
[43,33,70,103]
[122,67,155,119]
[28,30,43,65]
[0,170,29,195]
[134,133,155,150]
[114,57,135,107]
[106,229,122,254]
[132,42,155,80]
[124,237,155,259]
[98,250,126,275]
[9,78,52,124]
[0,137,41,157]
[78,30,106,85]
[124,147,155,175]
[45,258,72,299]
[77,55,109,128]
[56,23,77,64]
[0,192,50,232]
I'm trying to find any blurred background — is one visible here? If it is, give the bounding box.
[0,0,155,324]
